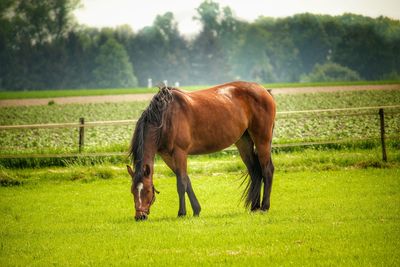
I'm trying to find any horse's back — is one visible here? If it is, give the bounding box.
[187,81,275,120]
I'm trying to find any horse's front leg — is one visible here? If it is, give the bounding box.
[173,149,201,217]
[186,176,201,216]
[176,173,187,217]
[176,173,201,216]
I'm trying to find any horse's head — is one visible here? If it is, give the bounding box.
[127,164,159,221]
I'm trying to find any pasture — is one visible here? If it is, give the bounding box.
[1,86,399,266]
[1,155,399,266]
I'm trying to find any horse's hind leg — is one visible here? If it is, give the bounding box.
[251,134,274,211]
[261,153,274,211]
[235,131,263,211]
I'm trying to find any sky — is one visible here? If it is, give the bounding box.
[74,0,400,35]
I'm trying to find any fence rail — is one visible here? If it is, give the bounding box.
[0,119,137,130]
[1,105,399,161]
[1,105,399,130]
[277,105,400,115]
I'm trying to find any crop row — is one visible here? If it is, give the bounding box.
[0,90,399,155]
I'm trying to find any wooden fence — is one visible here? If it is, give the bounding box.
[1,105,399,162]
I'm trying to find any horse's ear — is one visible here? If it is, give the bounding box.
[127,165,135,180]
[144,164,151,177]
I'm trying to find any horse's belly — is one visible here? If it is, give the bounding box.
[188,141,234,155]
[187,118,246,155]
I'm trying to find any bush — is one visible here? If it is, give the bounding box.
[381,71,400,80]
[301,62,361,82]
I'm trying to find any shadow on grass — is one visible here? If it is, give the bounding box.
[110,210,265,224]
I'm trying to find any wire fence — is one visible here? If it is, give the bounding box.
[1,105,399,161]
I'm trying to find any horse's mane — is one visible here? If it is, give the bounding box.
[129,85,174,183]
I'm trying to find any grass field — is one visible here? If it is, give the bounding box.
[1,150,399,266]
[0,80,399,100]
[1,85,399,266]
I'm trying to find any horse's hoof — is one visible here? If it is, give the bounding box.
[250,207,261,212]
[193,207,201,216]
[261,202,270,211]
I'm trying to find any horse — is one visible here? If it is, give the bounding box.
[127,81,276,221]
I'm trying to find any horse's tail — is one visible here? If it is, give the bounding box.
[242,153,263,210]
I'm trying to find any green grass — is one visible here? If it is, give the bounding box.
[0,86,192,100]
[1,145,399,171]
[1,84,399,265]
[0,87,155,100]
[0,156,399,266]
[0,80,398,100]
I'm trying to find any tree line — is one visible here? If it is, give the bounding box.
[1,0,400,90]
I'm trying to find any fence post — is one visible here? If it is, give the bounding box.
[378,108,387,162]
[79,117,85,153]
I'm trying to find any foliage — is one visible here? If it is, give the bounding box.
[382,71,400,80]
[232,23,276,82]
[1,1,400,90]
[92,38,138,88]
[129,12,190,86]
[332,15,400,80]
[301,62,361,82]
[0,0,81,89]
[3,0,79,44]
[0,166,399,265]
[189,1,238,84]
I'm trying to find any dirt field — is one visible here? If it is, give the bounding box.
[1,84,399,107]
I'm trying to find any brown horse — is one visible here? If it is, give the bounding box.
[127,81,276,220]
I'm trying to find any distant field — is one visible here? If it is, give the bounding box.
[1,90,399,157]
[0,80,399,100]
[0,159,399,266]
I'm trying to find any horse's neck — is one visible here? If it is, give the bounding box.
[142,152,155,165]
[142,127,158,165]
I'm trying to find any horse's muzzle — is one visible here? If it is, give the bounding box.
[135,214,147,221]
[135,210,148,221]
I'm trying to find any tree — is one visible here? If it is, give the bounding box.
[332,18,400,80]
[194,0,221,31]
[92,38,138,88]
[232,23,276,82]
[0,0,81,90]
[190,0,233,84]
[253,17,302,82]
[283,14,331,75]
[10,0,80,45]
[2,6,400,90]
[129,12,190,86]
